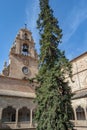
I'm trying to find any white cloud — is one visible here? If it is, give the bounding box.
[26,0,39,29]
[25,0,40,52]
[62,2,87,43]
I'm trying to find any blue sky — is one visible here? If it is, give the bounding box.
[0,0,87,73]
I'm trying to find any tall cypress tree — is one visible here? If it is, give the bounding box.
[35,0,73,130]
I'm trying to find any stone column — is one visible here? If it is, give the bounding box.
[74,107,77,126]
[84,107,87,120]
[74,107,77,120]
[0,108,3,128]
[30,109,32,127]
[15,108,19,128]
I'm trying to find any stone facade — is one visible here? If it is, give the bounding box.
[0,96,36,129]
[0,28,38,130]
[67,52,87,130]
[3,28,38,79]
[0,27,87,130]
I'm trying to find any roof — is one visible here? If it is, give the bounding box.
[70,52,87,62]
[0,75,36,98]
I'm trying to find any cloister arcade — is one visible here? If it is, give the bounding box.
[71,106,86,121]
[1,105,87,122]
[0,106,36,128]
[0,105,87,129]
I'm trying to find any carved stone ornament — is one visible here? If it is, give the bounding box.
[10,45,16,53]
[23,59,29,66]
[3,68,9,76]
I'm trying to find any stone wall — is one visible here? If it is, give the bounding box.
[0,96,36,109]
[68,53,87,130]
[67,53,87,92]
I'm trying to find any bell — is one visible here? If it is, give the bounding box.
[23,48,28,52]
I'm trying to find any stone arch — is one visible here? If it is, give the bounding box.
[76,106,86,120]
[2,106,16,122]
[22,43,29,56]
[18,107,30,122]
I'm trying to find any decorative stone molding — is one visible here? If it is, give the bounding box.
[0,89,36,98]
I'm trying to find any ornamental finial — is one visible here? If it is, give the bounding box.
[24,23,27,29]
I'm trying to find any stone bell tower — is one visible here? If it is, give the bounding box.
[2,27,38,79]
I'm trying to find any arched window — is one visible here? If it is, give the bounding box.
[22,44,29,56]
[2,106,16,122]
[76,106,86,120]
[18,107,30,122]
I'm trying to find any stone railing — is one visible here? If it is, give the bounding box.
[0,121,36,129]
[71,120,87,127]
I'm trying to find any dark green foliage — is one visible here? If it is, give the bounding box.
[35,0,74,130]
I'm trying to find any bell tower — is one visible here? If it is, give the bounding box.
[2,28,38,79]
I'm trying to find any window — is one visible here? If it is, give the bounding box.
[2,106,16,122]
[76,106,86,120]
[22,44,29,56]
[18,107,30,122]
[22,66,29,75]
